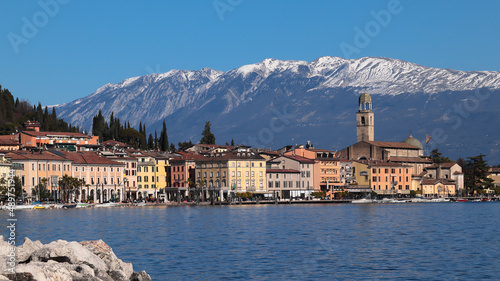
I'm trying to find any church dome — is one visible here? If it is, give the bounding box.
[359,92,372,104]
[402,135,423,150]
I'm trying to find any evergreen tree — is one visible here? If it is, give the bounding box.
[200,121,215,144]
[430,149,451,163]
[154,131,158,150]
[231,139,235,146]
[148,133,154,150]
[464,154,494,195]
[159,121,169,151]
[169,143,176,152]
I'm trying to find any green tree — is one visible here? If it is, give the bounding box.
[430,149,451,163]
[159,121,169,151]
[178,140,193,151]
[148,133,154,150]
[200,121,215,144]
[464,154,494,195]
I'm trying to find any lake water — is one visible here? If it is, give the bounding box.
[2,203,499,280]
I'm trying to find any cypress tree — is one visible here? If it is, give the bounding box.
[200,121,215,145]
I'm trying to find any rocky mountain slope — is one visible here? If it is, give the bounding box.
[53,57,500,163]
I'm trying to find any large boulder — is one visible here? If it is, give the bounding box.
[80,240,134,279]
[0,238,151,281]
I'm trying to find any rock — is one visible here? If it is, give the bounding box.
[17,238,43,263]
[29,240,108,273]
[1,272,35,281]
[1,238,151,281]
[130,271,153,281]
[80,240,134,279]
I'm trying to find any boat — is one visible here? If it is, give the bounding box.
[76,203,89,208]
[430,198,451,202]
[94,202,120,208]
[33,205,46,209]
[351,198,375,204]
[456,199,468,202]
[62,203,77,209]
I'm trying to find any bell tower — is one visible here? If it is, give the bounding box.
[356,93,374,142]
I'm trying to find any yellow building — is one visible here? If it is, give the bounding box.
[196,148,267,200]
[488,168,500,188]
[136,153,157,200]
[351,161,371,186]
[422,179,456,198]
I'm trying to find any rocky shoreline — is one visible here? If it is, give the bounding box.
[0,237,152,281]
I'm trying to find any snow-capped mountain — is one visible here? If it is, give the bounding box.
[53,56,500,163]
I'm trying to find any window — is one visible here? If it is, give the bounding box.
[284,181,287,188]
[372,168,377,173]
[251,162,254,167]
[217,172,220,177]
[260,163,263,167]
[251,171,254,177]
[391,168,395,173]
[275,181,280,188]
[138,176,142,182]
[32,164,35,171]
[223,171,226,177]
[246,171,249,177]
[144,176,149,182]
[373,176,377,182]
[138,167,141,172]
[210,172,213,178]
[260,171,263,177]
[198,172,201,178]
[238,171,241,177]
[204,172,207,177]
[237,162,241,167]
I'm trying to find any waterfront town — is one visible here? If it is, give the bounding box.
[0,93,498,205]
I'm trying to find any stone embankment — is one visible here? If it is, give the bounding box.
[0,237,152,281]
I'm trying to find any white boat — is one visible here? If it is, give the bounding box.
[351,198,375,204]
[94,202,120,208]
[430,198,451,202]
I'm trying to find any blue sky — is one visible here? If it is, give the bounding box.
[1,0,499,106]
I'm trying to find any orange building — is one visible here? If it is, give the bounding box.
[169,152,205,200]
[5,150,72,202]
[19,131,99,151]
[0,135,20,151]
[285,147,343,192]
[369,161,412,196]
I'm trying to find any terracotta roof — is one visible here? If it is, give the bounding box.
[363,141,420,149]
[389,157,433,163]
[266,169,300,173]
[59,151,124,166]
[102,140,131,147]
[0,135,19,146]
[422,178,456,185]
[21,131,90,138]
[281,155,316,164]
[171,152,208,162]
[5,150,70,161]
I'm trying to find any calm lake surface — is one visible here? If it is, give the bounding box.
[2,203,499,280]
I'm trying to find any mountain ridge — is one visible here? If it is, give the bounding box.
[53,56,500,163]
